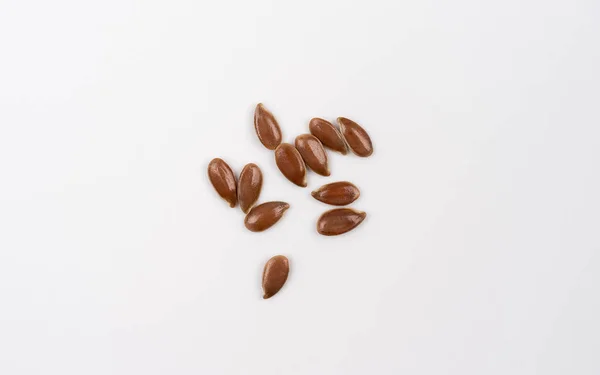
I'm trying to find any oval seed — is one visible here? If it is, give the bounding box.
[244,201,290,232]
[309,118,348,155]
[311,181,360,206]
[262,255,289,299]
[316,208,366,236]
[237,163,263,214]
[207,158,237,208]
[295,134,330,176]
[274,143,307,187]
[337,117,373,157]
[254,103,283,150]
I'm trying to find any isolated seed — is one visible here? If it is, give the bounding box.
[262,255,289,299]
[311,181,360,206]
[237,163,263,214]
[337,117,373,157]
[207,158,237,208]
[316,208,366,236]
[275,143,307,187]
[309,118,348,155]
[244,201,290,232]
[295,134,330,176]
[254,103,283,150]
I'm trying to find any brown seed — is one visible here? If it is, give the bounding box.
[274,143,307,187]
[254,103,283,150]
[207,158,237,208]
[309,118,348,155]
[237,163,263,214]
[244,201,290,232]
[311,181,360,206]
[262,255,289,299]
[317,208,366,236]
[337,117,373,157]
[295,134,330,176]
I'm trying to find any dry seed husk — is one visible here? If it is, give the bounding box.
[237,163,263,214]
[207,158,237,207]
[244,201,290,232]
[262,255,289,299]
[254,103,283,150]
[337,117,373,157]
[274,143,307,187]
[309,118,348,155]
[311,181,360,206]
[295,134,330,176]
[317,208,366,236]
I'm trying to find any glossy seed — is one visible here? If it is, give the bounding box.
[254,103,283,150]
[295,134,330,176]
[262,255,289,299]
[337,117,373,157]
[316,208,366,236]
[237,163,263,214]
[309,118,348,155]
[207,158,237,207]
[274,143,307,187]
[244,201,290,232]
[311,181,360,206]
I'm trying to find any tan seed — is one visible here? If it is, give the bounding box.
[311,181,360,206]
[207,158,237,208]
[254,103,283,150]
[317,208,366,236]
[262,255,289,299]
[309,118,348,155]
[244,201,290,232]
[274,143,307,187]
[237,163,263,214]
[337,117,373,157]
[295,134,330,177]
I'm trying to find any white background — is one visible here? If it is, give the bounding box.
[1,0,599,374]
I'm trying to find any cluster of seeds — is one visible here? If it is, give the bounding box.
[208,103,373,299]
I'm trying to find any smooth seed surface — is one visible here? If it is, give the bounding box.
[254,103,283,150]
[337,117,373,157]
[207,158,237,208]
[317,208,366,236]
[238,163,263,214]
[275,143,307,187]
[262,255,289,299]
[311,181,360,206]
[309,118,348,155]
[295,134,330,176]
[244,201,290,232]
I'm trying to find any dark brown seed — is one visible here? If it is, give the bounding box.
[262,255,289,299]
[254,103,283,150]
[295,134,330,176]
[309,118,348,155]
[237,163,263,214]
[274,143,307,187]
[317,208,366,236]
[337,117,373,157]
[311,181,360,206]
[244,201,290,232]
[208,158,237,207]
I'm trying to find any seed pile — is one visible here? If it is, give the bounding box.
[208,103,373,299]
